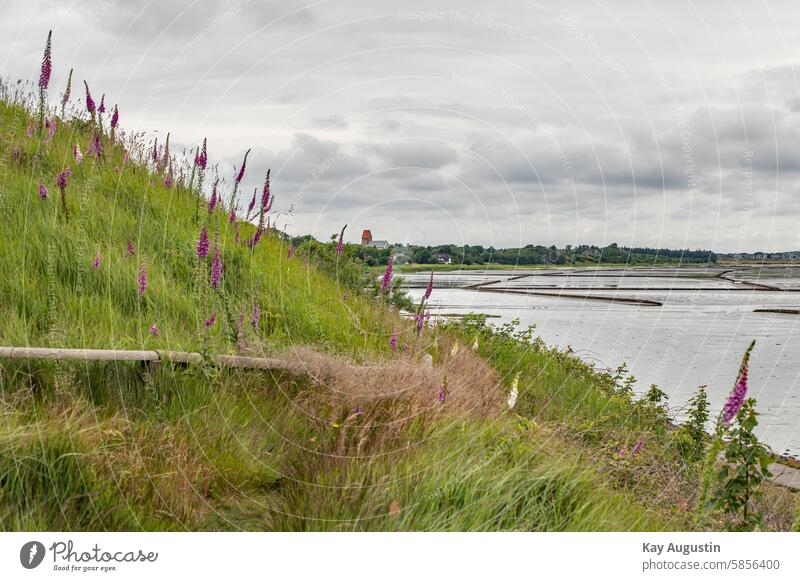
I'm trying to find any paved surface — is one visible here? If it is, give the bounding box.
[769,463,800,491]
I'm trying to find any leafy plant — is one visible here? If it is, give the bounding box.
[675,385,710,462]
[711,399,772,530]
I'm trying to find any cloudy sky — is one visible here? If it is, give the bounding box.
[3,1,800,251]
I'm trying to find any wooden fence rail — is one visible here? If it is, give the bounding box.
[0,347,289,371]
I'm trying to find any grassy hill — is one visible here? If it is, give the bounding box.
[0,68,795,531]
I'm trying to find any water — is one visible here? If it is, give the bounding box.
[403,266,800,456]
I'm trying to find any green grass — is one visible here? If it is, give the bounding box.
[0,95,793,531]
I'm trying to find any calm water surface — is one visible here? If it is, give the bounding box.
[403,266,800,455]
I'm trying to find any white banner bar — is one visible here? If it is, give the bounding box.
[1,532,798,580]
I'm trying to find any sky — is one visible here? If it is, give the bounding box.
[3,1,800,252]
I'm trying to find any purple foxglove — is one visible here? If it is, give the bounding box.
[38,180,48,200]
[380,254,394,292]
[336,224,346,256]
[210,244,222,288]
[39,31,52,90]
[83,81,95,114]
[138,262,148,296]
[196,225,210,258]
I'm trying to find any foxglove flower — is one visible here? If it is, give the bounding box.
[261,169,271,210]
[196,138,207,170]
[38,31,52,133]
[208,180,218,213]
[90,133,102,158]
[246,223,263,248]
[389,331,398,352]
[210,243,222,288]
[55,167,71,190]
[235,149,251,184]
[507,372,520,409]
[336,224,346,256]
[39,31,52,90]
[204,312,217,328]
[380,254,394,293]
[251,300,261,328]
[631,436,645,454]
[163,168,174,188]
[84,81,95,115]
[138,262,148,296]
[126,239,136,257]
[73,143,83,164]
[110,105,119,139]
[38,180,48,200]
[151,139,158,165]
[423,271,433,301]
[247,188,257,216]
[93,252,101,270]
[228,205,237,223]
[196,225,209,258]
[61,68,73,117]
[98,94,105,114]
[722,341,755,424]
[149,323,159,336]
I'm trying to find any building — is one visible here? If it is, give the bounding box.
[361,229,389,249]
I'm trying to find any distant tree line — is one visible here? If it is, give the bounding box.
[343,241,716,267]
[289,234,716,268]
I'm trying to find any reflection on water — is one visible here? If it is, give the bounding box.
[403,266,800,455]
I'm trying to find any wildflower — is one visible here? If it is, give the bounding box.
[261,169,271,210]
[352,405,363,417]
[126,239,136,257]
[151,139,158,165]
[336,224,346,256]
[210,243,222,288]
[44,117,57,143]
[251,300,261,328]
[246,223,263,248]
[73,143,83,164]
[138,261,148,296]
[60,68,73,117]
[161,134,170,171]
[507,372,520,409]
[235,149,251,184]
[149,323,159,336]
[438,381,447,403]
[55,167,71,190]
[415,312,424,335]
[228,205,237,223]
[423,271,434,301]
[163,167,174,188]
[380,254,394,293]
[204,312,217,328]
[84,81,95,115]
[618,448,627,456]
[110,105,119,139]
[93,252,101,270]
[631,436,645,454]
[39,31,52,90]
[722,341,755,425]
[196,138,207,170]
[247,188,257,216]
[98,94,105,114]
[90,133,102,158]
[389,331,398,352]
[38,180,48,200]
[38,31,52,133]
[208,179,218,213]
[196,225,210,258]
